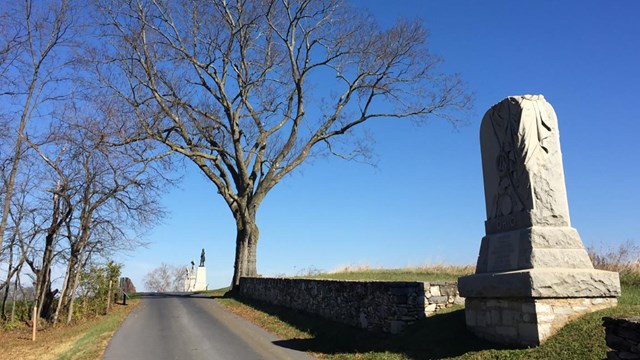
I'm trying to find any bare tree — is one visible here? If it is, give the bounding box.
[57,109,170,324]
[143,263,187,292]
[172,265,187,292]
[96,0,471,291]
[0,167,35,317]
[0,0,74,256]
[18,101,171,324]
[144,263,172,292]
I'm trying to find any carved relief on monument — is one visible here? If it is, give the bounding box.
[480,95,570,233]
[460,95,621,347]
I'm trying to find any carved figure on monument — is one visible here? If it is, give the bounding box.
[458,95,620,347]
[200,248,205,267]
[487,96,556,221]
[480,95,571,233]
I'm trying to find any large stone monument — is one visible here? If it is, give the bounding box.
[458,95,620,346]
[184,249,207,292]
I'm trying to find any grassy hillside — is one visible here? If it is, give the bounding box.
[298,265,475,282]
[215,265,640,360]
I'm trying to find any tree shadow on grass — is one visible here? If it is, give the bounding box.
[234,297,510,359]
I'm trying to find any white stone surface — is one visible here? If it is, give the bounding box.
[464,297,618,346]
[459,268,620,298]
[480,95,570,231]
[476,226,596,273]
[461,95,620,300]
[459,95,620,347]
[184,267,196,292]
[194,266,207,291]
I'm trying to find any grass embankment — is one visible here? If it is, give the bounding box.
[299,264,475,282]
[214,266,640,360]
[0,300,138,360]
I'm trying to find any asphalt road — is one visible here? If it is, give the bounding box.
[102,293,316,360]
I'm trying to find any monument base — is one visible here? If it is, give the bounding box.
[459,269,620,346]
[459,268,620,298]
[194,266,207,291]
[464,297,617,346]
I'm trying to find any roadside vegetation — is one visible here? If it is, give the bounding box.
[0,299,137,360]
[214,243,640,360]
[0,262,135,359]
[2,262,124,329]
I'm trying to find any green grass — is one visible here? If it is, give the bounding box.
[619,284,640,305]
[299,265,475,282]
[127,292,141,300]
[56,301,136,360]
[215,267,640,360]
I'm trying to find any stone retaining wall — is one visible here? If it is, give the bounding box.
[603,317,640,360]
[238,277,461,334]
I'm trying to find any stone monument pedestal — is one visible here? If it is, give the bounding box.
[460,267,619,346]
[184,249,208,292]
[194,266,207,291]
[459,95,620,347]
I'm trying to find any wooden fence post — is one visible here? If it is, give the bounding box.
[32,302,37,342]
[106,280,112,314]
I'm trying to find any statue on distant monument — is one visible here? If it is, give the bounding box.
[199,248,205,267]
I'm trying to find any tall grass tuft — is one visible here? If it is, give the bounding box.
[587,240,640,286]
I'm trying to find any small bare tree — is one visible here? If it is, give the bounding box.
[96,0,471,291]
[21,102,171,324]
[144,263,188,292]
[144,263,171,292]
[0,0,74,257]
[57,110,170,324]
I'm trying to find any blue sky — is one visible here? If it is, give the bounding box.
[117,0,640,290]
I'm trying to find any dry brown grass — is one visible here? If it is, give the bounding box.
[330,263,476,276]
[587,240,640,285]
[0,324,78,360]
[299,263,475,283]
[588,240,640,271]
[0,301,137,360]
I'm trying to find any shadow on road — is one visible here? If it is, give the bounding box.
[232,297,508,359]
[136,292,224,299]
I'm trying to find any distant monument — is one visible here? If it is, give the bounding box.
[458,95,620,346]
[184,249,208,292]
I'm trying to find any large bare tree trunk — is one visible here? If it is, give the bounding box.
[54,225,84,325]
[230,209,259,292]
[66,248,86,324]
[1,239,15,319]
[34,187,70,322]
[10,273,18,322]
[35,249,53,319]
[53,253,74,325]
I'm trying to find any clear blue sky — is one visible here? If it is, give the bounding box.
[117,0,640,290]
